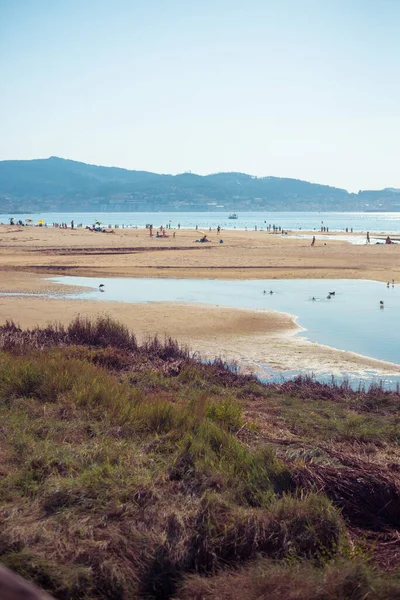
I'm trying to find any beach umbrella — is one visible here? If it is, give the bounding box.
[37,219,45,225]
[25,218,33,222]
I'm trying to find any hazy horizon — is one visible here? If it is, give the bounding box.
[1,0,399,192]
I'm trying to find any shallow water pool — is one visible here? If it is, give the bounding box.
[49,277,400,368]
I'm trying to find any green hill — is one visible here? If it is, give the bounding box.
[1,156,398,212]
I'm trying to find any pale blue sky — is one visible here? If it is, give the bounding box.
[0,0,399,191]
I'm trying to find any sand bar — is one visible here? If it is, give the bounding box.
[1,225,400,375]
[1,224,400,282]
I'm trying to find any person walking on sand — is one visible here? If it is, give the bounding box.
[311,236,315,246]
[366,231,370,244]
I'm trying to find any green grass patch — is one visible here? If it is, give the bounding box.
[1,319,400,598]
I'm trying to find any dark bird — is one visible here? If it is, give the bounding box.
[327,295,331,299]
[380,301,384,308]
[99,284,105,288]
[329,291,335,296]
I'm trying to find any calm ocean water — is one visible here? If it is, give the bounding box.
[2,211,400,233]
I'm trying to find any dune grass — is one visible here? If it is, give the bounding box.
[0,317,400,598]
[176,559,400,600]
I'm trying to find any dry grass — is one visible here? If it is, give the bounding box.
[175,559,400,600]
[1,317,400,598]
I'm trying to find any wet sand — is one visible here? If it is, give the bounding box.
[1,224,399,282]
[0,224,399,375]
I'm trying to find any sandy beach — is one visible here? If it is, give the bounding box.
[1,224,400,282]
[1,224,399,376]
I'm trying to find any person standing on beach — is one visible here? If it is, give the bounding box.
[366,231,370,243]
[311,236,315,246]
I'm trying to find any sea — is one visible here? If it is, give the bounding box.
[2,211,400,233]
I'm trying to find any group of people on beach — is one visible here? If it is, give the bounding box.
[53,221,73,229]
[4,218,399,247]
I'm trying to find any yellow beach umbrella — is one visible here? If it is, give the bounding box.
[37,219,45,225]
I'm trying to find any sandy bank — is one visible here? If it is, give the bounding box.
[0,224,399,283]
[1,294,399,378]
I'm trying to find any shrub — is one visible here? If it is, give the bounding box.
[67,315,137,350]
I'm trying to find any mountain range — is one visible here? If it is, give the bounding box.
[1,156,399,213]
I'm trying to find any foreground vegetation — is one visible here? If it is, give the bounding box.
[0,317,400,599]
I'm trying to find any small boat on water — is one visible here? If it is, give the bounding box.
[228,213,238,219]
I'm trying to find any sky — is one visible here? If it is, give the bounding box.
[0,0,399,191]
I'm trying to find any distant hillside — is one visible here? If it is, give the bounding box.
[0,156,399,212]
